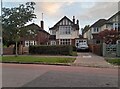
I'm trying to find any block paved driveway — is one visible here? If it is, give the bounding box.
[73,52,116,68]
[2,63,118,87]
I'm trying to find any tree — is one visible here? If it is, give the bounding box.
[2,2,36,56]
[82,25,90,35]
[97,29,119,44]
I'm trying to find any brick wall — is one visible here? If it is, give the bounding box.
[3,48,14,55]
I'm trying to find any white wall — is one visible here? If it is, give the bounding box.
[56,29,79,39]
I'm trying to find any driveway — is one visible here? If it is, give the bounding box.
[73,52,116,68]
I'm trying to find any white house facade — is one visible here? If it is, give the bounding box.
[49,16,81,46]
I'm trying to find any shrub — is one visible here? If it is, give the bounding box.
[29,45,73,55]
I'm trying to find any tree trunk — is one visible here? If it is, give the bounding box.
[15,41,18,56]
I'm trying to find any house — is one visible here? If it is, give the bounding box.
[102,11,120,32]
[49,16,81,46]
[83,11,120,44]
[20,21,50,47]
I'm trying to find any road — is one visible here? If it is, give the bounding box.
[2,63,118,87]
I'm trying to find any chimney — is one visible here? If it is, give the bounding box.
[77,19,79,25]
[73,16,75,24]
[41,21,44,30]
[41,13,44,30]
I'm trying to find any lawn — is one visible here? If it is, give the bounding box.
[106,58,120,65]
[1,56,76,64]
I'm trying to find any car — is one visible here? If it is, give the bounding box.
[76,39,89,51]
[77,43,89,50]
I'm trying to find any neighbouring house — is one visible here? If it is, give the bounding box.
[20,21,50,47]
[100,11,120,34]
[89,19,107,44]
[83,11,120,44]
[49,16,81,46]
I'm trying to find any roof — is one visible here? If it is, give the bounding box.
[24,23,50,35]
[107,11,120,21]
[90,19,107,28]
[20,23,50,41]
[49,16,79,30]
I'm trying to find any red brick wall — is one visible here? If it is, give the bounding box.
[36,31,50,45]
[3,48,14,55]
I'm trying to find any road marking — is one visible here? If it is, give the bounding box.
[82,56,91,58]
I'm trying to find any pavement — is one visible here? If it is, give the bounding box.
[73,52,116,68]
[2,63,118,87]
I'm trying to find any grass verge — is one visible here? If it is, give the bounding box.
[1,56,76,64]
[106,58,120,65]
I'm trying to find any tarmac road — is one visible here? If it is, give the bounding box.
[2,63,118,87]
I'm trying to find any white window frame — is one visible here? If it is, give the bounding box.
[51,41,56,45]
[59,26,71,35]
[25,41,29,47]
[59,39,71,45]
[25,40,37,47]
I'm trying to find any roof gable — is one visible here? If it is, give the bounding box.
[49,16,80,30]
[54,16,74,26]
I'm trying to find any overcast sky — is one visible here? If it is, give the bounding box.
[1,0,119,34]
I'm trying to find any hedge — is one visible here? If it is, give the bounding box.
[29,45,73,55]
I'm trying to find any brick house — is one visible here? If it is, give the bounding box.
[49,16,83,46]
[20,21,50,47]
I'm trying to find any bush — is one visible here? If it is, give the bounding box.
[29,45,73,55]
[72,45,77,51]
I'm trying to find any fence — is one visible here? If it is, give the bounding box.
[103,43,120,57]
[3,45,29,55]
[89,44,102,56]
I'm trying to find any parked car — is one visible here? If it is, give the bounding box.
[76,39,89,51]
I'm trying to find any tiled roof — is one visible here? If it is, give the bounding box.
[90,19,107,27]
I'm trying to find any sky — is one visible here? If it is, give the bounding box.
[1,0,119,34]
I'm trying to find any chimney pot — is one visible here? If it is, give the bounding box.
[73,16,75,24]
[77,19,79,25]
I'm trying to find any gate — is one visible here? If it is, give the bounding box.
[103,42,120,57]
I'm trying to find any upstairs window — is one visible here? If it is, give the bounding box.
[59,26,71,35]
[93,27,99,33]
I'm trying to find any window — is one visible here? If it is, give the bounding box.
[51,41,56,45]
[59,26,71,35]
[93,28,96,32]
[96,28,99,32]
[59,39,71,45]
[25,41,29,47]
[93,28,99,32]
[96,40,100,44]
[113,23,118,30]
[25,41,36,47]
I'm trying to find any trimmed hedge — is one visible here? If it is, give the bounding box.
[29,45,73,55]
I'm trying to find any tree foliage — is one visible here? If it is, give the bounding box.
[82,25,90,35]
[2,2,36,55]
[97,29,120,44]
[2,2,36,46]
